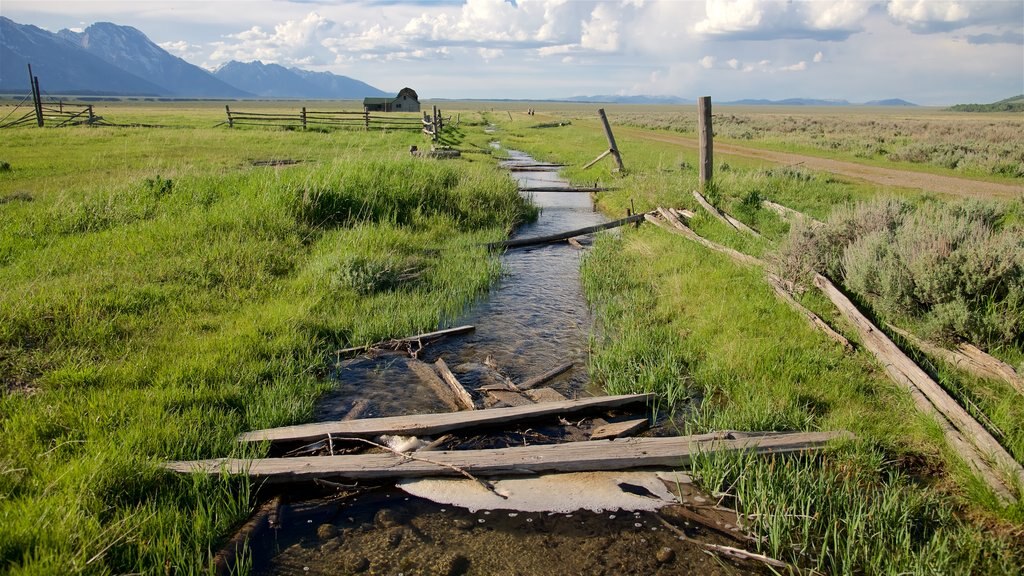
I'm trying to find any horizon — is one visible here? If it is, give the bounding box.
[2,1,1023,106]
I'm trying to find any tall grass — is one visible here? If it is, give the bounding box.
[0,123,534,573]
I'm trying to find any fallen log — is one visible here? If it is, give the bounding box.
[168,430,850,482]
[692,190,734,229]
[238,393,656,443]
[583,148,613,170]
[647,209,763,268]
[722,212,761,238]
[408,360,464,412]
[886,324,1023,395]
[761,200,823,226]
[488,212,649,250]
[813,273,1022,504]
[435,358,477,410]
[518,361,575,390]
[765,275,852,351]
[591,418,649,440]
[525,388,568,403]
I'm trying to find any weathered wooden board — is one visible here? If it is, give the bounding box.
[518,361,575,390]
[887,324,1023,395]
[591,418,649,440]
[238,394,656,443]
[488,213,649,250]
[335,325,474,357]
[814,273,1022,503]
[435,358,476,410]
[407,360,462,412]
[169,431,850,482]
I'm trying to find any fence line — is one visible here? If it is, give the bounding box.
[224,105,426,132]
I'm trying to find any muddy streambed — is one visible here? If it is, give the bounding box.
[246,149,761,575]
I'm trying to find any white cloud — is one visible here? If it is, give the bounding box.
[727,58,740,69]
[887,1,1023,33]
[699,55,716,68]
[813,50,824,63]
[478,47,504,62]
[580,4,622,52]
[779,60,808,72]
[695,0,870,40]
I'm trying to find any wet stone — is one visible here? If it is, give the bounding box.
[656,547,676,564]
[374,508,401,529]
[386,528,403,549]
[316,523,338,541]
[319,538,340,554]
[453,518,475,530]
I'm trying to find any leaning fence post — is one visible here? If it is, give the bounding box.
[87,105,94,122]
[597,108,625,172]
[225,105,233,128]
[698,96,713,190]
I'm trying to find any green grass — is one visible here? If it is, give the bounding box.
[493,110,1024,573]
[0,113,534,573]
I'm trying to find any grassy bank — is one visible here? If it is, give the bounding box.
[0,115,534,573]
[486,112,1024,573]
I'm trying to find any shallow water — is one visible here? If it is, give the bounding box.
[246,151,757,575]
[317,149,607,420]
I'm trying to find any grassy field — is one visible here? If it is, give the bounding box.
[481,107,1024,573]
[2,100,1022,574]
[0,105,534,573]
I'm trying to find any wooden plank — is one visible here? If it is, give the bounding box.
[239,394,656,443]
[488,213,649,250]
[525,388,568,403]
[692,190,734,229]
[722,212,762,238]
[518,361,575,390]
[407,360,462,412]
[648,209,764,268]
[813,273,1022,504]
[169,430,851,481]
[887,324,1024,395]
[766,274,852,350]
[761,200,823,226]
[583,148,613,170]
[435,358,477,411]
[591,418,649,440]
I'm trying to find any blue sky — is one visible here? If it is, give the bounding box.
[4,0,1023,104]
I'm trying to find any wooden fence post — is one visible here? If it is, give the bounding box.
[87,105,94,122]
[364,110,370,130]
[301,107,307,129]
[225,105,233,128]
[28,64,43,127]
[437,108,443,133]
[597,108,624,172]
[698,96,713,190]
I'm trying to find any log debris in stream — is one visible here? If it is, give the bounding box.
[518,361,575,390]
[488,212,651,250]
[238,393,656,443]
[335,325,475,359]
[435,358,477,411]
[167,430,851,482]
[518,186,613,193]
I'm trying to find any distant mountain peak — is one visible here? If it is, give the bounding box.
[212,60,389,99]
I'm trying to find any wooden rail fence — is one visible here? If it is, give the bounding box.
[224,105,445,135]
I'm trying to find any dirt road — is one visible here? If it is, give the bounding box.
[623,128,1023,201]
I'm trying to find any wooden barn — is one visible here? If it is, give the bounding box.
[363,88,420,113]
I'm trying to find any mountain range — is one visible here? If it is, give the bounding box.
[560,95,918,106]
[0,17,390,99]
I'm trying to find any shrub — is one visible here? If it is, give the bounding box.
[776,198,1023,347]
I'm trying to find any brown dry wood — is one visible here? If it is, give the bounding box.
[722,212,762,238]
[597,108,625,171]
[813,273,1022,503]
[765,275,852,350]
[335,325,474,357]
[567,237,585,250]
[407,360,463,412]
[591,418,649,440]
[341,399,370,421]
[518,361,575,390]
[669,207,696,221]
[887,324,1023,395]
[648,209,763,268]
[488,212,649,250]
[583,148,613,170]
[169,430,850,481]
[238,393,656,443]
[691,190,735,229]
[761,200,822,226]
[525,387,569,403]
[698,96,713,187]
[435,358,477,410]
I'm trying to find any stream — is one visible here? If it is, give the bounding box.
[247,147,754,575]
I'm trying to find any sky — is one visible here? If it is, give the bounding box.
[3,0,1023,104]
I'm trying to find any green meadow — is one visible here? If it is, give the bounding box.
[1,101,1022,574]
